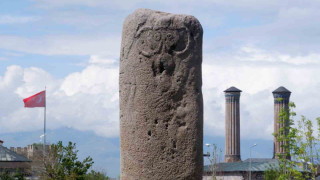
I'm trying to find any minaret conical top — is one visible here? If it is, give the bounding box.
[272,86,291,94]
[224,86,242,93]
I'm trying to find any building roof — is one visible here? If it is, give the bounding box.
[224,86,242,92]
[0,145,30,162]
[204,158,305,172]
[272,86,291,94]
[243,158,275,163]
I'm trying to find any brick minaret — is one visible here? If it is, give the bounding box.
[224,86,241,162]
[272,86,291,159]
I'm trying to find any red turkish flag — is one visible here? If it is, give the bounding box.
[23,91,46,108]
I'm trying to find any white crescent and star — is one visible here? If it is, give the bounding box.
[31,95,43,104]
[37,96,42,103]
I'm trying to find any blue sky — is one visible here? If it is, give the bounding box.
[2,0,320,178]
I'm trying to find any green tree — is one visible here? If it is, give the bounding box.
[0,169,26,180]
[0,169,14,180]
[265,99,319,180]
[293,114,320,179]
[85,170,109,180]
[264,164,280,180]
[13,169,26,180]
[274,101,303,179]
[42,141,94,180]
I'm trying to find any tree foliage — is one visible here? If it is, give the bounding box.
[264,164,280,180]
[42,141,94,180]
[0,169,26,180]
[84,170,109,180]
[0,170,14,180]
[264,100,319,180]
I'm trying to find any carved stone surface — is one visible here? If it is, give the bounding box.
[119,9,203,180]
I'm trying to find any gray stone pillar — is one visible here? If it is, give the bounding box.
[224,87,241,162]
[272,86,291,159]
[119,9,203,180]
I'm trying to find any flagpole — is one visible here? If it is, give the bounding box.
[43,86,46,157]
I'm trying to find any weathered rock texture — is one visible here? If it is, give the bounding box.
[272,86,291,159]
[119,9,203,180]
[224,87,241,162]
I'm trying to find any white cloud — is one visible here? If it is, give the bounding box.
[0,15,39,24]
[209,5,320,56]
[2,50,320,140]
[206,46,320,66]
[0,57,119,137]
[203,49,320,140]
[31,0,289,10]
[0,35,121,57]
[88,55,118,65]
[2,0,320,141]
[1,0,317,59]
[34,0,197,8]
[34,0,110,8]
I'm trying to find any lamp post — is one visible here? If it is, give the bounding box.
[205,144,214,180]
[204,143,221,180]
[249,144,257,180]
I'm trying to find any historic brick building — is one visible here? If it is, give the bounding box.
[203,86,305,180]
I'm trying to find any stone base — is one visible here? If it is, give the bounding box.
[225,155,241,162]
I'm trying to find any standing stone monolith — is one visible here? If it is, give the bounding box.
[119,9,203,180]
